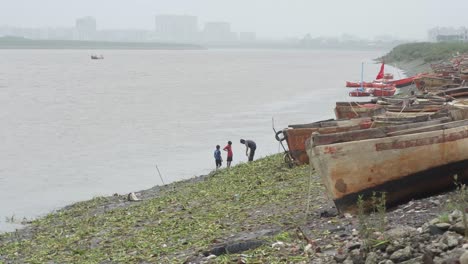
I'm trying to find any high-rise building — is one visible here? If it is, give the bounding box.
[239,32,256,42]
[202,22,236,42]
[154,15,198,42]
[75,16,97,41]
[428,27,468,42]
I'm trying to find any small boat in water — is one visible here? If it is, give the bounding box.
[308,118,468,213]
[91,55,104,60]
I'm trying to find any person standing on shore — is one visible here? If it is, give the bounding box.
[214,145,222,170]
[240,139,256,162]
[223,141,233,168]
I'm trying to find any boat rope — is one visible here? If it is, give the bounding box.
[397,104,407,118]
[304,159,314,225]
[348,101,360,118]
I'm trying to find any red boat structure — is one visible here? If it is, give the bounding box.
[346,81,395,88]
[349,88,372,97]
[372,87,397,97]
[346,62,416,89]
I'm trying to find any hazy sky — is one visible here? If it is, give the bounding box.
[1,0,466,40]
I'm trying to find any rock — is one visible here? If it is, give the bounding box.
[450,222,466,236]
[349,249,364,264]
[460,251,468,264]
[320,208,338,218]
[443,248,466,261]
[400,256,423,264]
[429,225,447,236]
[441,232,460,249]
[386,244,397,254]
[429,218,441,226]
[365,252,379,264]
[449,210,463,222]
[387,226,417,239]
[378,260,394,264]
[435,223,451,230]
[344,213,353,219]
[390,246,412,262]
[334,253,347,263]
[304,244,314,254]
[271,241,285,249]
[127,192,141,201]
[422,252,435,264]
[347,242,361,251]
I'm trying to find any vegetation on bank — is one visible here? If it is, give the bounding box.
[0,155,323,263]
[0,36,203,50]
[383,42,468,63]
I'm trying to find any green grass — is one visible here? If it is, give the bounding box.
[383,42,468,63]
[0,155,321,263]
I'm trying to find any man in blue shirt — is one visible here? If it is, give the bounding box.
[214,145,222,170]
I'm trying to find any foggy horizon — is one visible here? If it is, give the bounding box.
[1,0,468,40]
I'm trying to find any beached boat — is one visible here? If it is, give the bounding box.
[275,118,373,165]
[413,75,458,91]
[334,101,385,119]
[371,87,397,97]
[346,81,395,89]
[349,88,372,97]
[385,104,445,113]
[307,119,468,213]
[372,110,451,127]
[434,87,468,98]
[387,76,417,88]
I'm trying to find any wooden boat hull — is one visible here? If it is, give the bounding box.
[346,81,394,88]
[280,118,372,165]
[414,76,457,91]
[308,121,468,213]
[335,102,385,119]
[388,76,416,88]
[349,89,372,97]
[372,87,396,97]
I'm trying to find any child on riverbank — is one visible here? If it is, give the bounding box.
[214,145,222,170]
[223,141,233,168]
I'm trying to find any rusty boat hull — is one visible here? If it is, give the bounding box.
[280,118,373,165]
[334,102,385,119]
[308,120,468,213]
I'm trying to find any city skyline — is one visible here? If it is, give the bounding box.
[2,0,468,41]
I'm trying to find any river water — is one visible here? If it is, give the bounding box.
[0,49,403,232]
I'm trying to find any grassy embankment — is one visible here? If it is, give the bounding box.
[0,155,326,263]
[382,42,468,76]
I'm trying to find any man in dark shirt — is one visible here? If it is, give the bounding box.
[240,139,256,162]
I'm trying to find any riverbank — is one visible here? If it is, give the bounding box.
[0,153,466,263]
[2,47,468,263]
[0,36,204,50]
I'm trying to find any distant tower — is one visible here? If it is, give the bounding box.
[75,16,97,41]
[154,15,198,42]
[203,22,235,42]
